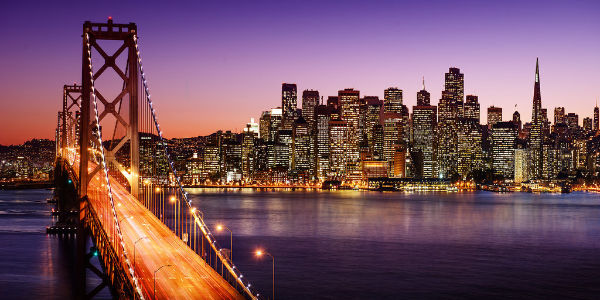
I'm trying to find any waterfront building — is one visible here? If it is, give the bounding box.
[338,88,361,180]
[373,124,384,160]
[203,144,221,181]
[241,126,255,180]
[292,117,311,171]
[315,105,332,179]
[457,118,483,179]
[276,129,292,169]
[514,146,529,183]
[491,121,517,178]
[529,58,544,179]
[437,91,459,179]
[329,119,348,178]
[383,112,404,176]
[412,102,437,178]
[363,97,383,156]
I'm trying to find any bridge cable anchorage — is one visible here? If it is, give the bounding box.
[133,35,259,299]
[85,33,145,300]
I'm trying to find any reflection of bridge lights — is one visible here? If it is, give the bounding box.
[155,187,161,192]
[169,196,176,202]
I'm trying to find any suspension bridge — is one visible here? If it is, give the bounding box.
[52,18,261,299]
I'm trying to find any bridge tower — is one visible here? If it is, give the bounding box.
[79,19,139,199]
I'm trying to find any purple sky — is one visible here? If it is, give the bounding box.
[0,0,599,144]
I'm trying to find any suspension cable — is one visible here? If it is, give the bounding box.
[133,35,258,299]
[85,33,145,300]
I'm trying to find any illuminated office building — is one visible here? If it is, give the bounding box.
[412,101,437,178]
[383,88,403,113]
[529,58,544,179]
[282,83,297,120]
[491,121,517,178]
[329,119,348,178]
[292,117,311,171]
[338,89,361,179]
[487,106,502,129]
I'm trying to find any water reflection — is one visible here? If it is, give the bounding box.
[189,190,600,299]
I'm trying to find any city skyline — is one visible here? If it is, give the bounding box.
[2,0,600,145]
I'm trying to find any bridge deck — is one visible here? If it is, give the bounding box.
[82,162,244,299]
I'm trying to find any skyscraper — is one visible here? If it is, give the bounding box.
[457,95,483,179]
[437,67,464,179]
[445,67,464,103]
[315,105,332,179]
[416,78,430,106]
[412,97,437,178]
[513,111,522,132]
[338,88,361,180]
[464,95,480,119]
[529,58,544,179]
[554,107,566,125]
[301,90,320,129]
[491,121,517,178]
[282,83,298,120]
[363,97,383,156]
[383,88,403,113]
[594,104,599,133]
[301,90,319,176]
[292,117,310,171]
[329,118,348,178]
[487,106,502,128]
[383,113,404,177]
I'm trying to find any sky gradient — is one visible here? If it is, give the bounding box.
[0,0,599,145]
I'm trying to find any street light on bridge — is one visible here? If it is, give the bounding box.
[216,224,233,261]
[133,236,149,278]
[153,264,172,300]
[255,249,275,300]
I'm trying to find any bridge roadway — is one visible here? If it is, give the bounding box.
[75,156,244,299]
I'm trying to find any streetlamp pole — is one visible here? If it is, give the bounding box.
[153,264,172,300]
[134,236,149,277]
[216,224,233,261]
[256,250,275,300]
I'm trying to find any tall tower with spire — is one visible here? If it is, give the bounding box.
[594,100,599,133]
[529,58,543,178]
